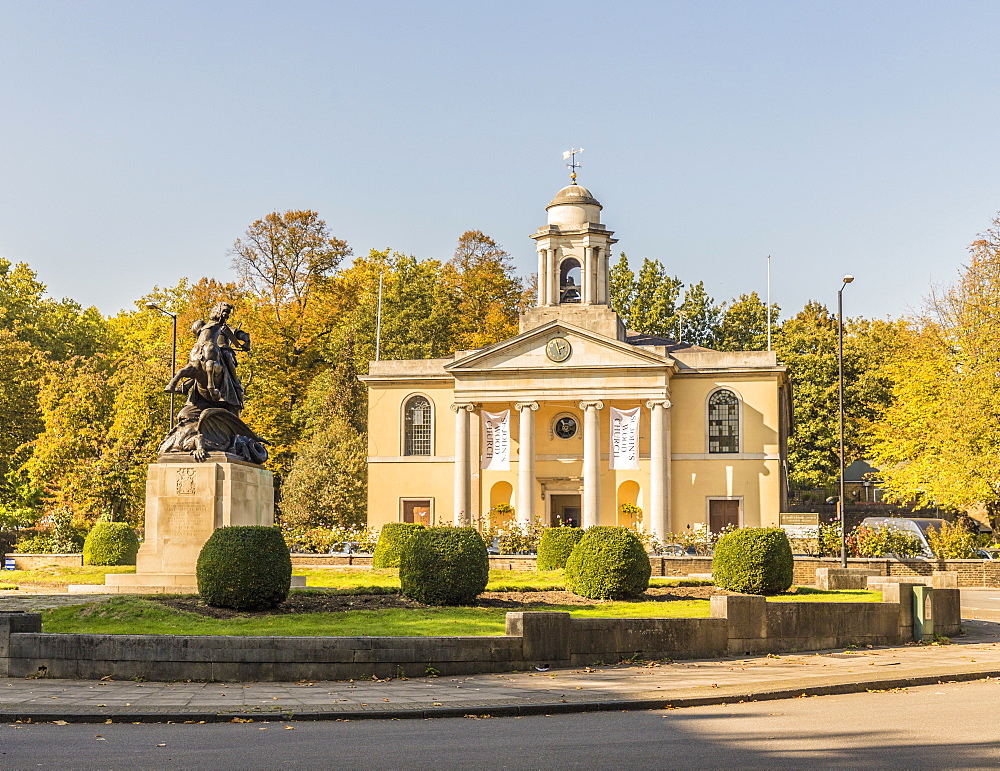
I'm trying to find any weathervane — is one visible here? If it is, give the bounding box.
[562,147,584,184]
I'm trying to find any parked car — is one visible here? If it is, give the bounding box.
[859,517,946,558]
[656,543,708,557]
[327,541,371,556]
[974,548,1000,560]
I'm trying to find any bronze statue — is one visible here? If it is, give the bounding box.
[157,302,268,464]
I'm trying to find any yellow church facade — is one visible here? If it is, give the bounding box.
[361,183,790,538]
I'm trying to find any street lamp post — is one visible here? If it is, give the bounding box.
[146,303,178,432]
[838,275,854,568]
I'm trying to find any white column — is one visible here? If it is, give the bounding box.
[646,399,672,539]
[587,246,597,305]
[549,249,560,305]
[451,403,475,526]
[595,247,606,305]
[582,247,592,305]
[537,250,547,306]
[515,401,539,527]
[580,400,605,528]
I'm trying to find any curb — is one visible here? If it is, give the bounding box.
[4,667,999,724]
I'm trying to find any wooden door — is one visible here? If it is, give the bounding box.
[709,499,740,532]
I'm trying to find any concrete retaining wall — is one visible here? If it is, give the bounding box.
[0,585,960,682]
[7,554,84,569]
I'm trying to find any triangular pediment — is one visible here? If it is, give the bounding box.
[446,320,673,374]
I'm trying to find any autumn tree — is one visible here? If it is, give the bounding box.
[231,210,352,474]
[446,230,525,349]
[870,215,1000,519]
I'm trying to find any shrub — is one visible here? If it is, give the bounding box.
[13,532,54,553]
[847,524,924,558]
[565,526,651,600]
[926,520,977,559]
[536,526,584,570]
[83,522,140,566]
[372,523,425,568]
[399,526,488,605]
[712,527,793,595]
[196,526,292,611]
[488,518,545,554]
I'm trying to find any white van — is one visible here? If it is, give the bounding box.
[859,517,946,558]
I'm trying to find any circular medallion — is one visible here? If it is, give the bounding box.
[553,414,578,440]
[546,337,572,362]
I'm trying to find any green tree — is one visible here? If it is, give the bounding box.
[678,281,722,347]
[23,357,115,517]
[609,252,635,321]
[0,258,108,360]
[0,332,44,508]
[627,257,683,337]
[775,302,900,490]
[715,292,781,351]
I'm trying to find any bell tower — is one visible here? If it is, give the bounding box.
[520,182,624,339]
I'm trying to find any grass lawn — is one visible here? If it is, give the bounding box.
[39,582,882,637]
[295,567,714,592]
[41,594,714,636]
[0,565,136,589]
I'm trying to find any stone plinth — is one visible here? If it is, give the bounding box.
[70,455,276,594]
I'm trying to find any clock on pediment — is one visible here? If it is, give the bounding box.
[545,336,572,362]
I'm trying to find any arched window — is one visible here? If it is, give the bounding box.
[708,389,740,453]
[559,258,582,303]
[403,395,432,456]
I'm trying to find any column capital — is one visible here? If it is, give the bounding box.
[645,399,672,410]
[450,402,476,413]
[578,400,605,411]
[514,401,539,412]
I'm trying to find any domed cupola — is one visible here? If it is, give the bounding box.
[545,184,603,229]
[521,157,622,339]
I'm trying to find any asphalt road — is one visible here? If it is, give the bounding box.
[4,679,999,769]
[958,588,1000,621]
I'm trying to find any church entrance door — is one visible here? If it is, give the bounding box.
[550,494,582,528]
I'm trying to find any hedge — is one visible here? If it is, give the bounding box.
[83,522,140,566]
[372,522,425,568]
[712,527,793,595]
[565,526,651,600]
[399,526,489,605]
[196,526,292,610]
[536,526,584,570]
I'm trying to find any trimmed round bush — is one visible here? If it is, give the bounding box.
[83,522,140,566]
[399,527,489,605]
[196,526,292,611]
[565,526,651,600]
[536,526,584,570]
[372,522,425,568]
[712,527,793,595]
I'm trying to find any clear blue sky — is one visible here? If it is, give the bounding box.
[2,0,999,322]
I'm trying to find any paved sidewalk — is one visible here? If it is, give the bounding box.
[3,617,1000,724]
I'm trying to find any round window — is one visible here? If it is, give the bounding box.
[553,414,578,440]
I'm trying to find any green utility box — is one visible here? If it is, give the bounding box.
[912,585,934,642]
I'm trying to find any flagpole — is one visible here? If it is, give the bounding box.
[766,255,772,352]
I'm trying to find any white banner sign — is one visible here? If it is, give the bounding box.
[610,406,641,470]
[481,410,510,470]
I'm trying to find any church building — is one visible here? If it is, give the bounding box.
[361,181,791,538]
